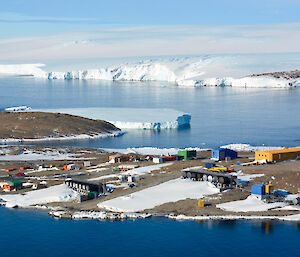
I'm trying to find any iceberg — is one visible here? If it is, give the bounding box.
[0,63,47,77]
[32,107,191,130]
[1,55,299,88]
[4,106,32,112]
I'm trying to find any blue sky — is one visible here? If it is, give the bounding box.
[2,0,300,27]
[0,0,299,62]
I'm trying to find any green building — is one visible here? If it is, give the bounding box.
[8,180,23,190]
[177,150,197,160]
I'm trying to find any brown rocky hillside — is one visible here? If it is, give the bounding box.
[0,112,120,139]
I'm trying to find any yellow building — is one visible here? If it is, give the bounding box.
[255,147,300,162]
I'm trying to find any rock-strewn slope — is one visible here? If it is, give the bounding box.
[0,112,120,139]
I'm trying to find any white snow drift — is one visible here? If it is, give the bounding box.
[0,130,123,144]
[103,147,204,155]
[0,184,78,208]
[98,179,219,212]
[216,195,286,212]
[221,143,282,152]
[32,107,191,129]
[0,148,90,161]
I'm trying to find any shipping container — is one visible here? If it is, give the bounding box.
[164,156,177,161]
[83,161,91,167]
[3,184,14,191]
[265,184,273,194]
[205,163,215,169]
[64,164,76,171]
[153,157,165,164]
[251,184,265,195]
[198,200,204,208]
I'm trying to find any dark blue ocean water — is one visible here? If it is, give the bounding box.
[0,207,299,257]
[1,76,300,256]
[1,76,300,149]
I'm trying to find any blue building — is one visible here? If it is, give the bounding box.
[251,184,265,196]
[211,148,238,161]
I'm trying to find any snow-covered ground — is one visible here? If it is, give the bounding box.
[32,107,191,130]
[216,195,286,212]
[88,174,118,181]
[122,163,173,176]
[0,148,90,161]
[98,179,219,212]
[103,147,204,155]
[0,55,299,88]
[221,143,282,152]
[233,170,265,182]
[0,184,78,208]
[0,130,123,144]
[88,163,172,181]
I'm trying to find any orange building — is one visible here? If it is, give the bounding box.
[255,147,300,162]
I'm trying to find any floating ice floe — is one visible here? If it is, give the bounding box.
[71,211,151,220]
[98,179,219,212]
[169,214,300,221]
[32,107,191,130]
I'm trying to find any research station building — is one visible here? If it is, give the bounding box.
[255,147,300,162]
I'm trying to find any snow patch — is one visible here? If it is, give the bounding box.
[235,171,265,182]
[122,163,173,176]
[98,179,219,212]
[0,184,78,208]
[0,148,86,161]
[216,195,286,212]
[221,143,282,152]
[103,147,205,155]
[0,130,123,144]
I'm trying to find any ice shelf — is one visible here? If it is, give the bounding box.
[1,55,299,88]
